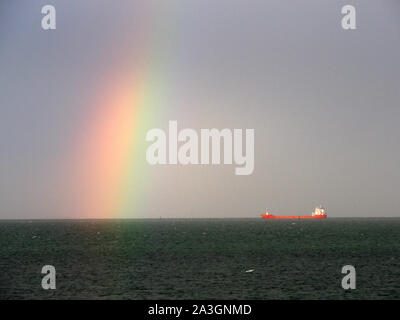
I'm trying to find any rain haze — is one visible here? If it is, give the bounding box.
[1,0,400,219]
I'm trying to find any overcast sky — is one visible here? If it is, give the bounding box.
[1,0,400,218]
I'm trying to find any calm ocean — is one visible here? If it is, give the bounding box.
[1,218,399,299]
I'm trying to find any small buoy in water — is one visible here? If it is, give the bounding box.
[245,269,255,273]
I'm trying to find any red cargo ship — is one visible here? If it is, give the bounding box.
[261,205,327,219]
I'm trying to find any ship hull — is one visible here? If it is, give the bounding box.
[261,214,326,219]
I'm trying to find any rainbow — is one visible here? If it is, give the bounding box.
[69,4,173,219]
[72,74,149,219]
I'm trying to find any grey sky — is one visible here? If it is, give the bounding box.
[1,1,399,218]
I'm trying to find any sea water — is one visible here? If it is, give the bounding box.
[0,218,399,299]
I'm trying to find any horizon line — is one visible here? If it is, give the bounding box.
[0,216,399,221]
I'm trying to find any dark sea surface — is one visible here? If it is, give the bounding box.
[0,218,400,300]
